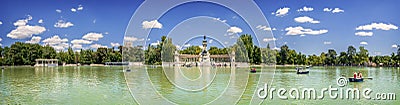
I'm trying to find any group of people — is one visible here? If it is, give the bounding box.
[353,71,363,79]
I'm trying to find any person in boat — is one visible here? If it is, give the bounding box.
[357,71,363,78]
[353,72,357,79]
[251,68,256,72]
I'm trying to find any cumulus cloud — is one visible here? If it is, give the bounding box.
[77,5,83,11]
[360,41,368,45]
[72,44,83,49]
[323,41,332,45]
[356,23,398,31]
[42,35,68,45]
[25,36,41,44]
[324,8,344,13]
[71,8,77,12]
[294,16,320,24]
[110,42,120,47]
[90,44,107,49]
[71,39,92,45]
[142,20,162,29]
[183,43,191,47]
[332,8,344,13]
[323,8,332,12]
[54,20,74,28]
[227,26,242,34]
[297,6,313,12]
[263,37,277,42]
[274,7,290,17]
[52,43,69,51]
[285,26,328,35]
[0,21,2,25]
[8,15,46,39]
[7,25,46,39]
[56,9,62,13]
[38,19,43,24]
[150,40,160,46]
[355,31,373,36]
[82,32,103,41]
[42,35,69,51]
[256,25,276,31]
[212,17,226,23]
[124,36,144,42]
[392,44,398,48]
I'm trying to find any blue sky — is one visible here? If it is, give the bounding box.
[0,0,399,55]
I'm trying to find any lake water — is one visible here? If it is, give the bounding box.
[1,66,399,104]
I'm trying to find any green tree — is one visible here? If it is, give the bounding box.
[325,49,337,65]
[278,45,289,65]
[347,46,357,65]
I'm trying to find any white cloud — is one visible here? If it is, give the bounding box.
[56,9,62,13]
[93,19,96,24]
[25,36,41,44]
[72,44,83,49]
[227,26,242,34]
[360,41,368,45]
[274,7,290,17]
[71,8,77,12]
[14,19,28,26]
[355,31,373,36]
[0,21,2,25]
[294,16,320,24]
[54,20,74,28]
[7,25,46,39]
[77,5,83,11]
[263,37,277,42]
[52,43,69,51]
[71,39,92,44]
[124,36,144,42]
[285,26,328,35]
[392,44,398,48]
[183,43,191,47]
[212,17,226,23]
[90,44,107,49]
[8,16,45,39]
[324,8,344,13]
[332,8,344,13]
[150,40,160,46]
[256,25,276,31]
[42,35,68,45]
[0,38,2,42]
[209,40,213,44]
[297,6,313,12]
[42,35,69,51]
[110,42,120,47]
[323,41,332,45]
[38,19,43,24]
[323,8,332,12]
[142,20,162,29]
[356,23,398,31]
[82,32,103,41]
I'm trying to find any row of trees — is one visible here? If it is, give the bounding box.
[0,42,122,65]
[1,35,399,66]
[276,44,400,66]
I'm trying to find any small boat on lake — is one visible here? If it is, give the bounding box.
[296,67,309,74]
[250,68,257,73]
[349,78,363,82]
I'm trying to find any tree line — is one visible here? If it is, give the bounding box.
[1,34,399,66]
[0,42,122,66]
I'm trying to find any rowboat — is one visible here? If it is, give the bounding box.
[348,78,363,82]
[250,68,257,73]
[296,67,309,74]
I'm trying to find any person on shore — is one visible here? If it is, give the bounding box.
[353,72,357,79]
[358,71,363,78]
